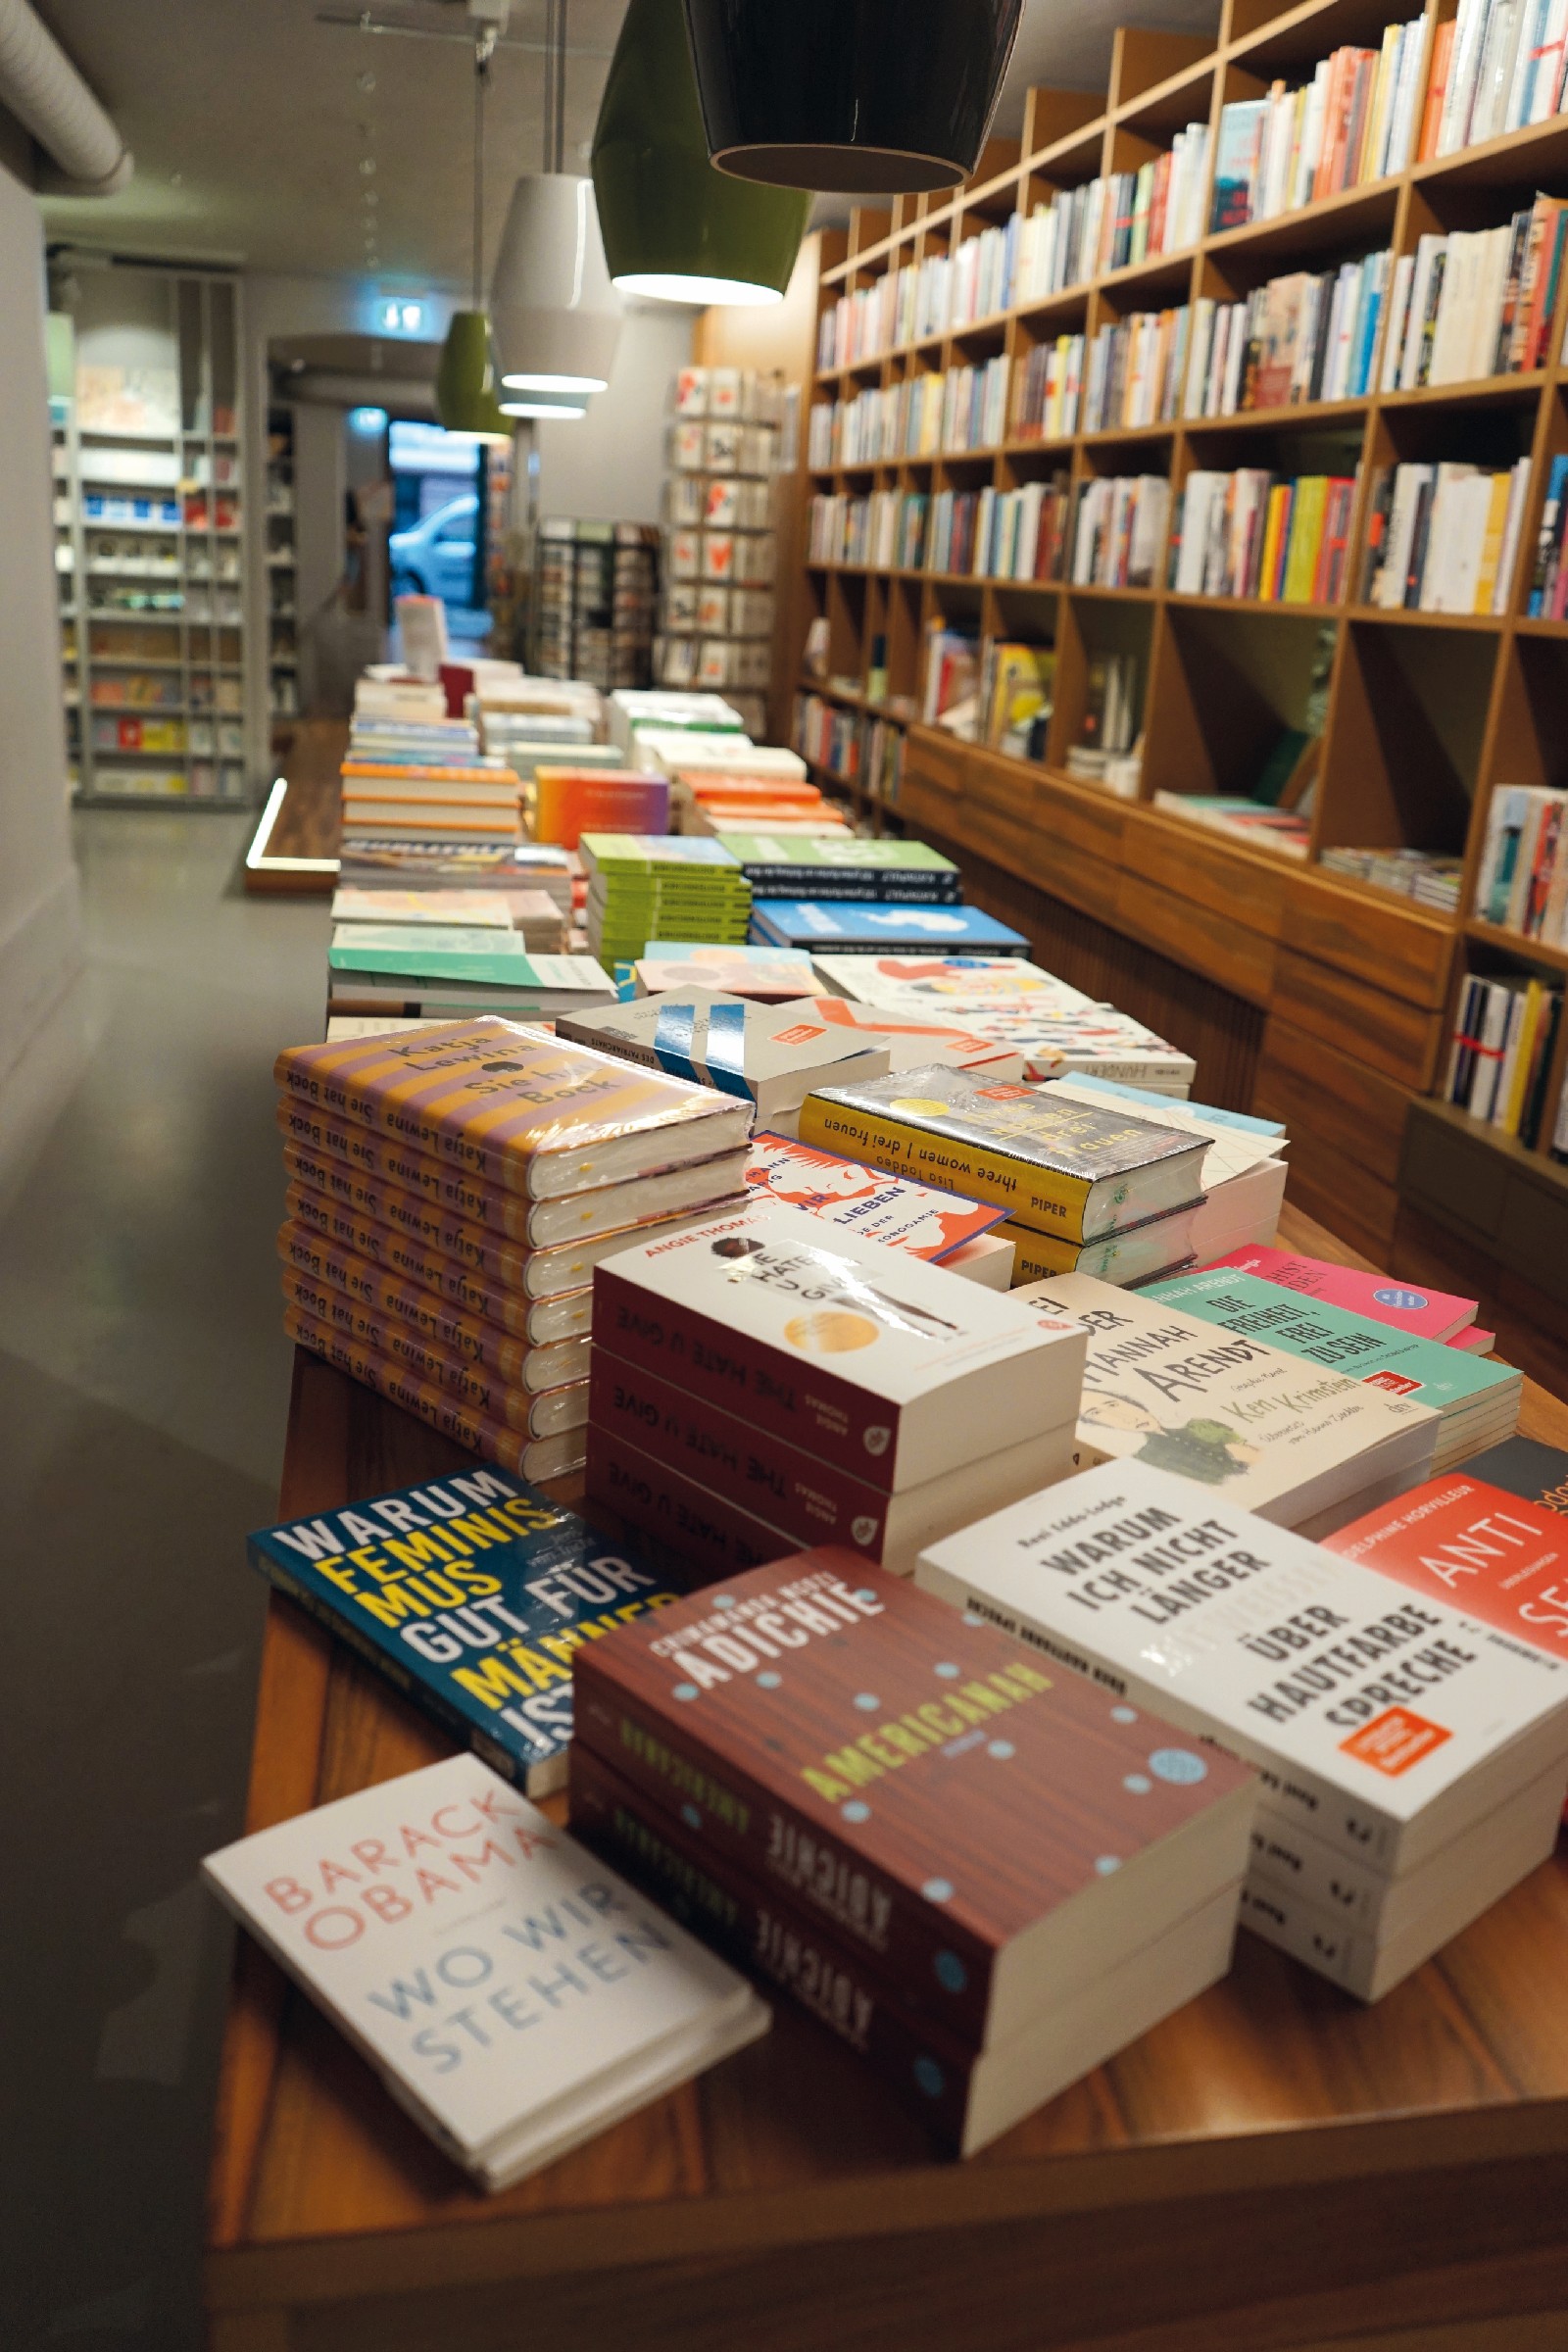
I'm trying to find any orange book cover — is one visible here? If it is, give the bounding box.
[341,762,521,786]
[1325,1475,1568,1658]
[1417,19,1453,163]
[530,767,669,850]
[273,1019,747,1198]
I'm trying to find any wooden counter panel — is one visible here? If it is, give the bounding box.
[1284,871,1456,1009]
[1252,1019,1414,1191]
[1127,815,1290,941]
[1271,949,1446,1091]
[1114,871,1277,1004]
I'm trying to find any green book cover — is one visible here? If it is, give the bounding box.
[580,835,742,876]
[713,835,957,874]
[1145,1270,1518,1416]
[328,932,601,991]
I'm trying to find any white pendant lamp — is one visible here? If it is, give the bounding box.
[490,0,622,395]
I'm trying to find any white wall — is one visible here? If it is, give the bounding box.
[0,143,83,1188]
[531,303,694,524]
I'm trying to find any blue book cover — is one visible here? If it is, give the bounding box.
[248,1465,683,1794]
[1057,1072,1286,1136]
[748,900,1030,955]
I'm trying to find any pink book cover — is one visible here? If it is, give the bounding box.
[1204,1244,1477,1344]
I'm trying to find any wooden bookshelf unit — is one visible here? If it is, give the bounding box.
[782,0,1568,1382]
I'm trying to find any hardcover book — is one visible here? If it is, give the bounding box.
[812,956,1096,1014]
[713,835,961,904]
[571,1743,1242,2154]
[555,992,891,1131]
[279,1264,587,1421]
[274,1020,752,1199]
[282,1185,591,1347]
[744,1131,1006,1261]
[592,1200,1089,1490]
[1204,1244,1479,1345]
[283,1304,585,1478]
[1145,1269,1520,1475]
[248,1466,684,1793]
[572,1550,1254,2048]
[916,1459,1568,1877]
[751,903,1031,957]
[1011,1270,1440,1529]
[798,1065,1206,1241]
[275,1099,750,1248]
[201,1753,769,2190]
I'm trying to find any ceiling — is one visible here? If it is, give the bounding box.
[36,0,1222,286]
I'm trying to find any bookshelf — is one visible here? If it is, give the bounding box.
[266,406,299,727]
[779,0,1568,1376]
[61,267,253,808]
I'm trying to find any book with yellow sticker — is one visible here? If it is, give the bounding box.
[798,1062,1205,1239]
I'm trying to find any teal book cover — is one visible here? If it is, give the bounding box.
[1146,1269,1518,1418]
[248,1465,683,1794]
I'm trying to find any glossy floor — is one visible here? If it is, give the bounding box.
[0,811,327,2352]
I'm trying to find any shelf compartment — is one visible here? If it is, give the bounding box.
[1318,617,1496,868]
[1401,1096,1568,1306]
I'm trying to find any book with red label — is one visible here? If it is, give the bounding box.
[274,1098,749,1249]
[570,1741,1243,2155]
[591,1200,1089,1491]
[1324,1476,1568,1654]
[587,1349,1074,1578]
[273,1018,751,1198]
[571,1548,1254,2050]
[1202,1244,1479,1346]
[281,1144,746,1298]
[743,1131,1006,1262]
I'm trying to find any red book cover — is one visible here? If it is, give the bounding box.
[572,1551,1254,2047]
[584,1416,798,1584]
[1418,19,1453,162]
[1202,1242,1478,1342]
[1324,1476,1568,1659]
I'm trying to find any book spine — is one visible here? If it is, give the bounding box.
[1236,1880,1382,1996]
[568,1745,979,2147]
[570,1659,1002,2042]
[796,1098,1096,1236]
[283,1182,577,1341]
[275,1100,539,1239]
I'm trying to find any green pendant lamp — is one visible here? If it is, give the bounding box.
[592,0,809,305]
[435,31,514,442]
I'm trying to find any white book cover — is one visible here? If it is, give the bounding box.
[917,1459,1568,1876]
[555,990,889,1127]
[593,1200,1090,1488]
[1009,1270,1439,1527]
[202,1753,768,2189]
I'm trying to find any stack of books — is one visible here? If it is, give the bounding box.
[330,885,565,955]
[798,1063,1210,1288]
[1209,29,1427,231]
[606,688,747,756]
[1026,1075,1288,1279]
[812,953,1097,1015]
[1207,1241,1490,1351]
[1530,456,1568,616]
[335,840,576,927]
[1070,476,1171,589]
[715,835,960,905]
[556,989,893,1140]
[568,1547,1256,2151]
[271,1020,753,1478]
[340,697,524,849]
[324,927,615,1023]
[1444,970,1563,1145]
[204,1752,768,2191]
[919,1462,1568,2002]
[581,834,753,965]
[1382,203,1568,390]
[1185,254,1390,416]
[1012,1270,1440,1533]
[586,1200,1089,1582]
[1361,459,1533,612]
[1147,1267,1522,1475]
[1421,0,1568,160]
[1152,793,1312,858]
[675,770,844,836]
[1475,782,1568,943]
[1172,470,1357,603]
[529,765,670,850]
[751,902,1030,957]
[1318,844,1463,909]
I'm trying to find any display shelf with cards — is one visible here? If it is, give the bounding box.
[774,0,1568,1321]
[60,264,255,808]
[265,404,298,723]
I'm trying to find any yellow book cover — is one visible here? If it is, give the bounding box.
[273,1018,749,1198]
[1258,486,1290,604]
[1473,468,1512,614]
[1503,982,1543,1135]
[1283,477,1328,604]
[798,1064,1203,1240]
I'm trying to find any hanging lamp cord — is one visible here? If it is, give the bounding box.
[541,0,567,173]
[472,25,495,309]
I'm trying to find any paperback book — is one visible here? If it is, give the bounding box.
[812,955,1096,1014]
[248,1466,682,1792]
[713,835,961,904]
[751,903,1030,957]
[743,1130,1006,1261]
[555,992,891,1134]
[1205,1244,1478,1345]
[202,1753,769,2190]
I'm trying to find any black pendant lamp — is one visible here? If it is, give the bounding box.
[680,0,1024,195]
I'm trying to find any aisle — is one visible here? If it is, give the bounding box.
[0,810,327,2352]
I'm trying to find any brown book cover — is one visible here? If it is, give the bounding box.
[573,1550,1254,2047]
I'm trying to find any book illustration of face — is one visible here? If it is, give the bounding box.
[707,1237,964,1346]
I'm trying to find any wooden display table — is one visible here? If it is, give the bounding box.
[207,1208,1568,2352]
